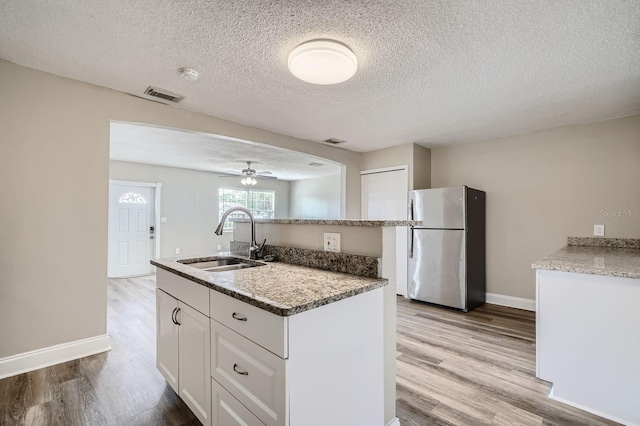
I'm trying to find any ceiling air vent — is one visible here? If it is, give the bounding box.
[144,86,184,103]
[323,138,346,145]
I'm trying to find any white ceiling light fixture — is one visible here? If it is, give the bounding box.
[288,40,358,85]
[241,176,257,186]
[179,67,199,81]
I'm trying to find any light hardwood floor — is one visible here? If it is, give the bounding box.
[396,296,619,426]
[0,277,619,425]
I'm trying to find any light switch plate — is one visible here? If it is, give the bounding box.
[175,248,181,255]
[324,232,341,252]
[593,224,605,237]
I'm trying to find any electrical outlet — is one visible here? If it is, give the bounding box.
[175,248,181,255]
[593,224,605,237]
[217,244,222,251]
[324,232,341,252]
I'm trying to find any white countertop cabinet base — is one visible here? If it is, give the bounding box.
[156,268,385,426]
[211,287,385,426]
[536,269,640,426]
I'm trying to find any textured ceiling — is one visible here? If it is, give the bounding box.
[109,122,343,181]
[1,1,639,152]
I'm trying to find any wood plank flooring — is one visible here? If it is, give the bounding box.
[0,276,198,426]
[396,296,620,426]
[0,276,620,425]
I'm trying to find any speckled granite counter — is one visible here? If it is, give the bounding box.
[231,218,421,226]
[152,254,388,316]
[532,237,640,279]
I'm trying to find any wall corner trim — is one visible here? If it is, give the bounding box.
[386,417,401,426]
[486,293,536,311]
[0,334,111,380]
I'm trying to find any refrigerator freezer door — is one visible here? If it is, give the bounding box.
[408,229,466,309]
[409,187,465,229]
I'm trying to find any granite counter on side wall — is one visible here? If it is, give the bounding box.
[532,237,640,425]
[532,237,640,279]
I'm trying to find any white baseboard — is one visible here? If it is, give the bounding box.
[549,387,638,426]
[486,293,535,311]
[386,417,401,426]
[0,334,111,380]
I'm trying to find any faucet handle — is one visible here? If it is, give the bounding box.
[256,239,267,258]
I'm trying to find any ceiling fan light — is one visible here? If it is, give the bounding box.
[288,40,358,85]
[241,177,257,186]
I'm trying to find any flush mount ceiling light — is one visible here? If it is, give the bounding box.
[288,40,358,85]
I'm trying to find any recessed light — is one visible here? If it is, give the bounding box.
[179,68,199,81]
[288,40,358,85]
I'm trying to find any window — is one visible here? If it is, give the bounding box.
[119,192,147,204]
[218,188,275,230]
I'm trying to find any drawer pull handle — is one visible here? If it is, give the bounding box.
[233,363,249,375]
[232,312,248,321]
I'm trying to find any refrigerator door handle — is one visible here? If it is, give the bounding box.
[409,226,414,258]
[409,199,414,220]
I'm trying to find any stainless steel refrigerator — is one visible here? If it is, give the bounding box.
[408,186,486,312]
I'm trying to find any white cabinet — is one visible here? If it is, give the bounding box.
[156,289,179,392]
[211,379,265,426]
[177,302,211,425]
[211,320,286,426]
[210,288,384,426]
[157,267,385,426]
[536,269,640,425]
[156,269,212,426]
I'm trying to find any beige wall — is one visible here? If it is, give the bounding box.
[360,142,432,190]
[289,174,341,219]
[431,115,640,300]
[109,161,291,257]
[413,143,431,190]
[0,58,361,359]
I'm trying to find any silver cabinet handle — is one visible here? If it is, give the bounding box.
[233,363,248,375]
[174,307,181,326]
[232,312,247,321]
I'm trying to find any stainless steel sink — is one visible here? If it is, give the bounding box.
[178,256,264,272]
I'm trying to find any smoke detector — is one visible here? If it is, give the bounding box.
[179,68,199,81]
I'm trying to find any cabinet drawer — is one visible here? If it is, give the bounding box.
[211,320,287,426]
[211,379,265,426]
[157,268,209,316]
[210,290,288,358]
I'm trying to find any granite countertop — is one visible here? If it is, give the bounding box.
[532,238,640,279]
[151,253,388,316]
[231,218,421,227]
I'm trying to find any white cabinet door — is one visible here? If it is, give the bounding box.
[211,379,266,426]
[156,289,179,393]
[211,320,286,426]
[178,303,211,426]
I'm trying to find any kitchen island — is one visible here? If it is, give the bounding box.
[532,237,640,425]
[152,254,388,426]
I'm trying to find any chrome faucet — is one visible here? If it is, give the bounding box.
[215,207,260,260]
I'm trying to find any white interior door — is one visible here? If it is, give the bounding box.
[361,168,409,296]
[108,183,154,277]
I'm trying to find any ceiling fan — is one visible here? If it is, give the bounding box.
[219,161,277,185]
